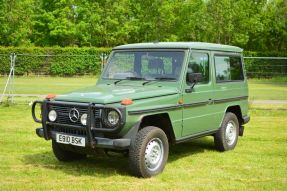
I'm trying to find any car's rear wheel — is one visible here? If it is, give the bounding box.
[214,112,239,151]
[129,126,169,178]
[52,140,86,161]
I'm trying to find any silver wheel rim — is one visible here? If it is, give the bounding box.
[225,121,236,146]
[144,138,164,171]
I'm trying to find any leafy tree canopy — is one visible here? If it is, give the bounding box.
[0,0,285,51]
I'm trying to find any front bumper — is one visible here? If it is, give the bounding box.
[36,127,130,149]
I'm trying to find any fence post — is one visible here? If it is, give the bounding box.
[100,53,108,73]
[11,53,16,103]
[0,53,16,104]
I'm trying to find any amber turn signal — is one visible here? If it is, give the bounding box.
[46,93,56,100]
[121,98,133,105]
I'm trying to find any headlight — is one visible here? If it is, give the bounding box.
[48,110,57,122]
[107,110,120,126]
[80,113,87,126]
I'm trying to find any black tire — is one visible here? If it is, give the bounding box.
[214,112,239,151]
[52,140,86,161]
[129,126,169,178]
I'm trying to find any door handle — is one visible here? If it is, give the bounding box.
[208,99,213,104]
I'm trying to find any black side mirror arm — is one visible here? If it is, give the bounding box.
[185,81,197,93]
[185,72,202,93]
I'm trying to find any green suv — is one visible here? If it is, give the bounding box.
[32,42,250,177]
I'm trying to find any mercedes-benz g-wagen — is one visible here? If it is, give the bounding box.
[32,42,250,177]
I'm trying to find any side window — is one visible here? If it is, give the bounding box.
[214,55,244,82]
[187,52,209,83]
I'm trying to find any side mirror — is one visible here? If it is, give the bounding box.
[186,73,202,93]
[187,72,202,84]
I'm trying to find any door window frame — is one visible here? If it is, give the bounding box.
[184,50,212,86]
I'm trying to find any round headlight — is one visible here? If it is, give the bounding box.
[80,113,87,126]
[107,110,120,126]
[48,110,57,122]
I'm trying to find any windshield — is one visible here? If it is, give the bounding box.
[102,51,185,81]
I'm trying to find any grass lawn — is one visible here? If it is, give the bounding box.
[1,76,287,100]
[248,78,287,100]
[0,76,97,95]
[0,104,286,190]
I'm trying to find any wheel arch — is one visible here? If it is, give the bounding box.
[139,113,176,144]
[225,105,243,125]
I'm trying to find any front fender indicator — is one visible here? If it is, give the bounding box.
[121,98,133,105]
[46,93,56,100]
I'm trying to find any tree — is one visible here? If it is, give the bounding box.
[0,0,34,46]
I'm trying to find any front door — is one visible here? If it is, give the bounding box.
[181,50,216,137]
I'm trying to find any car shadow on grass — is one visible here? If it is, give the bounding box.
[22,150,130,177]
[168,137,216,162]
[22,137,215,177]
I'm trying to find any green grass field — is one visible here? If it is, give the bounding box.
[0,104,286,190]
[248,78,287,100]
[1,76,287,100]
[0,76,286,190]
[0,76,98,95]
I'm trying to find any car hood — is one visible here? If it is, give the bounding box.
[55,83,179,104]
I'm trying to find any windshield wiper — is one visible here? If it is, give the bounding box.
[154,77,176,81]
[142,80,154,86]
[142,77,176,85]
[126,77,146,80]
[114,79,123,85]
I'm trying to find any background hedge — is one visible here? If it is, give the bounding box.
[244,51,287,78]
[0,47,111,76]
[0,47,286,77]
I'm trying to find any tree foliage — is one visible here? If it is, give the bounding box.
[0,0,286,51]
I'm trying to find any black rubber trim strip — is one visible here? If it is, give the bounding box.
[183,101,209,108]
[128,96,248,115]
[176,129,218,143]
[128,105,181,115]
[128,100,209,115]
[213,96,248,104]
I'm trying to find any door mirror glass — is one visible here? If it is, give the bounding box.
[186,72,202,84]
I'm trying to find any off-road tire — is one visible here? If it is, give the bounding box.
[52,140,86,161]
[129,126,169,178]
[214,112,239,151]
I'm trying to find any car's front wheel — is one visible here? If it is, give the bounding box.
[129,126,169,178]
[52,140,86,161]
[214,112,239,151]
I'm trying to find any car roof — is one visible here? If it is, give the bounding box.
[113,42,243,52]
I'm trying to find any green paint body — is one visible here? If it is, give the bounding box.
[55,42,248,140]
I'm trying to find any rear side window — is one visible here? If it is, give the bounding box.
[214,55,244,82]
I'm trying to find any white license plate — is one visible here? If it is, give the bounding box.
[56,133,85,147]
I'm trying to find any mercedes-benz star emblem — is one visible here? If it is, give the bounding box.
[69,108,80,122]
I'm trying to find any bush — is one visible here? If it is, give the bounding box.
[0,47,111,76]
[244,51,287,78]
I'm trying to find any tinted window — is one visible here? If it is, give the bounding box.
[214,56,244,82]
[187,52,209,83]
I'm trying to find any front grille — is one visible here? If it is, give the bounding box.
[52,126,87,136]
[48,104,101,127]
